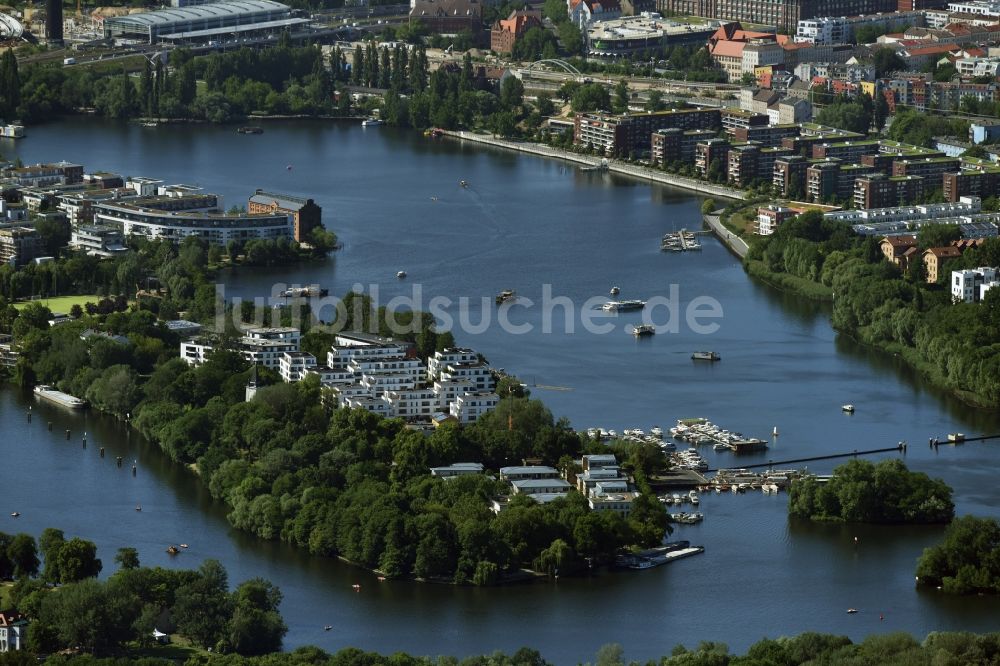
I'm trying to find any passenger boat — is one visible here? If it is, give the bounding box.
[495,289,516,305]
[33,385,87,409]
[237,126,263,134]
[361,118,384,127]
[691,351,720,361]
[631,323,655,336]
[279,286,328,298]
[603,299,646,312]
[842,404,855,413]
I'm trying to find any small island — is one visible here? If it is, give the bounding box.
[788,459,954,524]
[916,516,1000,595]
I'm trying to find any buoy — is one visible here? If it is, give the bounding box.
[772,426,779,436]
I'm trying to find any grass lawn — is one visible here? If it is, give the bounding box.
[132,635,209,661]
[0,581,12,608]
[13,294,102,313]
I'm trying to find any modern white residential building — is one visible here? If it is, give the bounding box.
[439,361,495,392]
[430,462,485,478]
[384,388,441,419]
[180,326,301,368]
[279,351,317,382]
[427,348,480,379]
[511,478,572,495]
[95,196,292,247]
[951,267,999,303]
[450,392,500,424]
[69,225,129,257]
[499,465,560,481]
[795,12,924,45]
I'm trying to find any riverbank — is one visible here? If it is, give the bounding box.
[442,130,747,201]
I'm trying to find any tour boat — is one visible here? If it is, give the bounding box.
[631,324,655,337]
[603,299,646,312]
[842,404,855,413]
[691,351,720,361]
[396,271,406,279]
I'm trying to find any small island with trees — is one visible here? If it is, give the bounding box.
[788,459,954,524]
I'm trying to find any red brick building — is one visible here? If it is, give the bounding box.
[248,190,323,243]
[490,9,541,54]
[410,0,482,36]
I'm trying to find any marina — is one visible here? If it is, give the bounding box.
[32,385,87,409]
[670,418,767,454]
[661,229,702,252]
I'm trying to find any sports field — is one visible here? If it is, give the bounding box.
[13,294,101,312]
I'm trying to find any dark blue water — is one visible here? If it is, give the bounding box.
[2,119,999,664]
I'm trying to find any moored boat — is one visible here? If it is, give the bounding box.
[33,385,87,409]
[603,299,646,312]
[361,118,384,127]
[237,126,264,134]
[691,351,720,361]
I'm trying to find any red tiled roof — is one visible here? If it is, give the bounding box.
[905,43,960,56]
[710,40,746,58]
[883,235,917,247]
[924,246,962,259]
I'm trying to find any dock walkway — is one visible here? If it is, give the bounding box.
[705,444,905,473]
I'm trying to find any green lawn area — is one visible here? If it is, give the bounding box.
[132,635,208,661]
[0,582,12,608]
[13,294,102,313]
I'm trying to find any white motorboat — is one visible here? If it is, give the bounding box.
[396,271,407,279]
[842,404,855,413]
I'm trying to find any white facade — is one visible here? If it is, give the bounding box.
[180,326,301,368]
[439,361,495,392]
[384,388,440,419]
[95,201,292,247]
[511,478,572,495]
[0,612,27,652]
[428,348,479,379]
[952,267,999,303]
[947,0,1000,16]
[827,197,981,225]
[279,351,316,382]
[795,12,924,45]
[450,392,500,423]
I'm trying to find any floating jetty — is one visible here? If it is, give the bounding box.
[616,541,704,569]
[661,229,702,252]
[33,385,87,409]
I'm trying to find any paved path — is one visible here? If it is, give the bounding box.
[702,212,748,259]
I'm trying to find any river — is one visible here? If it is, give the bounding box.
[2,118,999,664]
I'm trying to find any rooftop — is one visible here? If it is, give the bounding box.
[106,0,290,27]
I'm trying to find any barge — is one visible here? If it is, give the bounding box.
[33,385,87,409]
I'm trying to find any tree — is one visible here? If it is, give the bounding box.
[557,22,583,55]
[700,199,716,215]
[543,0,568,22]
[874,91,889,131]
[499,75,524,111]
[7,534,39,579]
[645,89,666,112]
[612,80,629,114]
[114,547,140,570]
[227,578,287,655]
[173,559,234,649]
[39,528,65,583]
[870,46,906,77]
[54,537,103,583]
[916,516,1000,594]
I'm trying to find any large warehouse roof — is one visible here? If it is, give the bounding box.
[108,0,290,27]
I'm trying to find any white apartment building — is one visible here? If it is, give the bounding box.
[430,462,485,478]
[279,351,317,382]
[180,326,301,368]
[588,492,640,516]
[450,392,500,423]
[343,395,393,417]
[947,0,1000,17]
[439,361,495,392]
[306,366,355,385]
[383,388,440,419]
[826,197,981,225]
[795,12,924,45]
[427,348,479,379]
[952,267,999,303]
[511,478,572,495]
